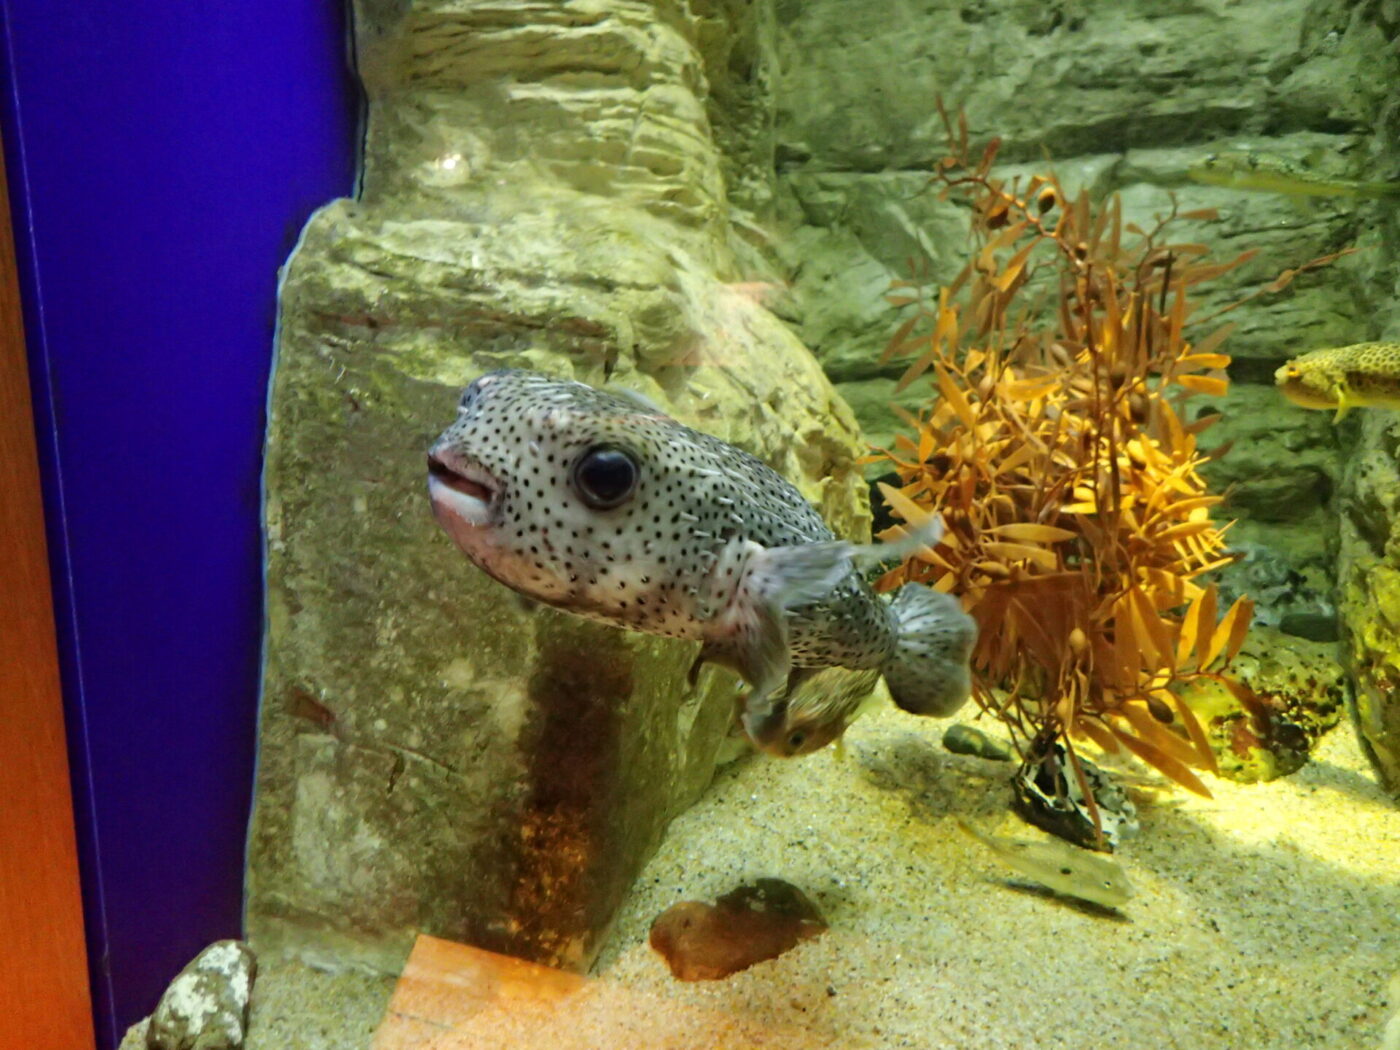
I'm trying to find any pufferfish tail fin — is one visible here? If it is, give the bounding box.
[879,583,977,716]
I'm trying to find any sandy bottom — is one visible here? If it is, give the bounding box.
[123,706,1398,1050]
[595,706,1400,1050]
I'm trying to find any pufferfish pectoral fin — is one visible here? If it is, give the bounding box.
[689,537,848,694]
[733,596,795,740]
[729,539,859,739]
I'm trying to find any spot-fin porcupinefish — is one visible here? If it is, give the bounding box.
[1275,342,1400,421]
[426,370,976,744]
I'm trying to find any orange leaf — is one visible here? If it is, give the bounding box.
[994,440,1043,477]
[1190,324,1237,358]
[1157,496,1222,519]
[917,426,935,462]
[988,522,1078,543]
[936,295,959,334]
[1156,396,1187,456]
[1162,242,1210,257]
[1204,595,1252,668]
[982,542,1059,571]
[988,220,1028,252]
[995,239,1039,292]
[1223,595,1253,663]
[876,481,937,530]
[881,314,921,363]
[1107,723,1213,797]
[895,353,935,393]
[1116,702,1200,767]
[1002,374,1061,401]
[1129,586,1175,672]
[1177,353,1232,371]
[1168,287,1187,354]
[1155,519,1220,543]
[1176,374,1229,397]
[935,364,978,430]
[1184,586,1216,671]
[1183,414,1220,436]
[874,566,905,592]
[1075,717,1123,756]
[889,403,924,432]
[1184,555,1238,577]
[1166,688,1219,776]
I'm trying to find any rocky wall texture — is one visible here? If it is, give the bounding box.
[246,0,867,975]
[764,0,1400,638]
[762,0,1400,789]
[1339,30,1400,793]
[1338,419,1400,791]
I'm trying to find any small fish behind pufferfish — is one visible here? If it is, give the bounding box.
[1188,151,1400,199]
[955,819,1134,910]
[747,665,883,757]
[1275,342,1400,422]
[426,370,977,743]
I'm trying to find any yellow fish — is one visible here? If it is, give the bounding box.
[1188,151,1400,199]
[956,818,1134,909]
[1275,341,1400,421]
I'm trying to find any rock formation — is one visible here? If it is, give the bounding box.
[246,0,867,975]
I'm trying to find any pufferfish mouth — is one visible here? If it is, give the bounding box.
[426,451,499,527]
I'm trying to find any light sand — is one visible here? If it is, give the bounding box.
[596,706,1400,1050]
[122,704,1398,1050]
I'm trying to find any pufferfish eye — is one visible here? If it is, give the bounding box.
[572,444,639,509]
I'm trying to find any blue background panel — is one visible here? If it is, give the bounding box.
[0,3,358,1045]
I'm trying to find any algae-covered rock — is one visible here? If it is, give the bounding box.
[1182,627,1348,783]
[246,0,866,975]
[1338,415,1400,795]
[1196,382,1341,632]
[770,0,1376,392]
[766,2,1393,624]
[145,941,256,1050]
[1198,386,1341,524]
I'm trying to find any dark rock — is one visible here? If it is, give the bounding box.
[1010,745,1137,851]
[942,723,1013,762]
[1279,610,1340,643]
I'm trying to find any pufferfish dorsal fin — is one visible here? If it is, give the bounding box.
[746,539,857,609]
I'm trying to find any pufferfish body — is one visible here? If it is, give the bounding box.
[426,370,976,745]
[1275,341,1400,421]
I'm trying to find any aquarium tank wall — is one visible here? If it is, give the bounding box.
[0,1,357,1045]
[6,1,1399,1048]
